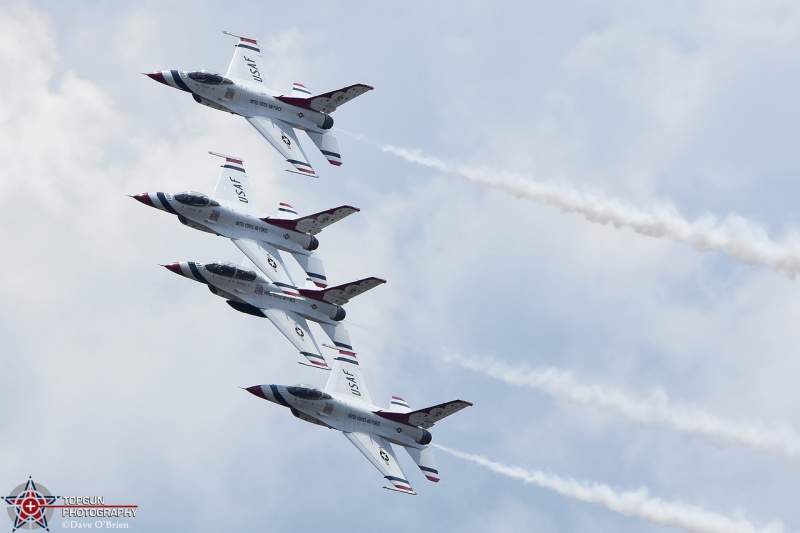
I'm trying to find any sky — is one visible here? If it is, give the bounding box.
[2,1,800,531]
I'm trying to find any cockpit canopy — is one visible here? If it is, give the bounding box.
[174,191,219,207]
[287,385,332,401]
[204,262,257,282]
[187,70,232,85]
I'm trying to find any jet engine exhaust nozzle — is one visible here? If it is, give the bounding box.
[305,235,320,251]
[417,429,432,446]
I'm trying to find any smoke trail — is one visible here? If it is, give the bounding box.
[367,139,800,278]
[434,444,784,533]
[447,353,800,463]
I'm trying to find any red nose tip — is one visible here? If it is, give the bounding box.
[245,385,268,400]
[146,71,168,85]
[131,193,155,207]
[161,263,184,276]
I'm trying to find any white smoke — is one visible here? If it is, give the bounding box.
[369,140,800,278]
[434,444,784,533]
[446,353,800,463]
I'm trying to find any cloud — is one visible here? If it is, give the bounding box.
[435,444,784,533]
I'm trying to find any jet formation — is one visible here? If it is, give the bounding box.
[137,32,471,493]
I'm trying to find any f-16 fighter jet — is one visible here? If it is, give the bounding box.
[163,260,385,369]
[246,353,472,494]
[146,32,372,178]
[132,152,359,291]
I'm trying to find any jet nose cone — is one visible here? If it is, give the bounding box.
[161,263,185,276]
[145,71,168,85]
[130,193,155,208]
[245,385,271,401]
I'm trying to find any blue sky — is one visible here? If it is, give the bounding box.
[2,1,800,531]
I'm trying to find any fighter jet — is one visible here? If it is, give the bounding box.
[246,352,472,494]
[145,32,372,178]
[132,152,358,291]
[163,260,385,369]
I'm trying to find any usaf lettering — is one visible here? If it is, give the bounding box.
[228,176,248,203]
[243,56,262,83]
[342,369,361,396]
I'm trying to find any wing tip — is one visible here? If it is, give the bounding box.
[383,485,417,495]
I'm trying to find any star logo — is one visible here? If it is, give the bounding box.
[4,477,58,531]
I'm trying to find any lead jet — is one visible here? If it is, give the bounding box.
[146,32,372,178]
[133,152,359,291]
[163,260,385,369]
[246,352,472,494]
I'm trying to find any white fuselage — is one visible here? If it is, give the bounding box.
[175,261,342,325]
[257,384,430,450]
[138,191,316,256]
[163,69,331,133]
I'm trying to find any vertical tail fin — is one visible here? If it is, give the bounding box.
[324,351,372,404]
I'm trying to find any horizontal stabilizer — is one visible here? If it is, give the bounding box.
[275,84,373,114]
[294,253,327,288]
[292,82,312,97]
[298,277,385,306]
[406,446,440,483]
[261,205,360,235]
[375,400,473,429]
[318,322,353,353]
[306,130,342,166]
[389,396,411,413]
[277,202,298,216]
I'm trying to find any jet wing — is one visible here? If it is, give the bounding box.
[298,277,386,306]
[210,152,259,210]
[245,116,317,177]
[231,238,298,294]
[375,400,473,429]
[260,308,328,369]
[261,205,360,236]
[343,432,416,495]
[275,84,373,114]
[223,32,271,88]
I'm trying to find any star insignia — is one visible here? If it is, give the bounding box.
[4,477,58,531]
